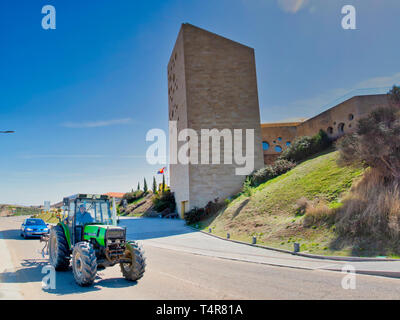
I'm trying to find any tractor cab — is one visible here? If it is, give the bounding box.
[62,194,115,245]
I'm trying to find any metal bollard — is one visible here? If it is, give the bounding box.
[227,233,230,239]
[252,236,257,244]
[209,228,212,233]
[294,243,300,253]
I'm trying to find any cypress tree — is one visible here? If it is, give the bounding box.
[152,176,157,194]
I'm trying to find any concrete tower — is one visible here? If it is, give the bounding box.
[168,24,264,216]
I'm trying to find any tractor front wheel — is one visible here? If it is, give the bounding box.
[72,242,97,286]
[49,225,70,270]
[120,241,146,282]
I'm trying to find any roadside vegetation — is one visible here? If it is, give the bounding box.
[0,205,41,217]
[118,174,176,217]
[333,86,400,256]
[31,210,59,223]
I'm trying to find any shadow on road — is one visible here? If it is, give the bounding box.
[0,258,137,296]
[0,229,33,240]
[0,259,48,284]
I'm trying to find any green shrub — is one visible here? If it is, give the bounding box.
[123,190,144,204]
[337,106,400,180]
[184,199,224,224]
[152,189,176,213]
[273,159,297,175]
[279,130,331,163]
[242,177,253,196]
[247,159,296,187]
[184,207,206,224]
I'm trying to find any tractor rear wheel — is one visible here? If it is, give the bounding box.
[72,242,97,286]
[49,225,70,270]
[120,241,146,281]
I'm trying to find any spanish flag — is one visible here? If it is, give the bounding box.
[157,167,167,174]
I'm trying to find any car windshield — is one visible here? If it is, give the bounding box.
[75,200,112,225]
[25,219,46,226]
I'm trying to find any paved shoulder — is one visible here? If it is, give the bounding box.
[0,217,23,299]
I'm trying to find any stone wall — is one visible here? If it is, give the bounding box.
[168,27,190,215]
[261,122,301,164]
[261,94,391,164]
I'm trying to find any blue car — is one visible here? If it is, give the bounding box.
[20,218,49,238]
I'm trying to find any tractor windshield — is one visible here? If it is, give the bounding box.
[75,200,112,225]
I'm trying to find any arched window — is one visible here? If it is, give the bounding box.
[327,127,333,134]
[275,145,282,153]
[348,114,354,121]
[262,142,270,151]
[278,137,282,141]
[338,123,345,133]
[286,141,291,147]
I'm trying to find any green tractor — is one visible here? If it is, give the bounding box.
[48,194,146,286]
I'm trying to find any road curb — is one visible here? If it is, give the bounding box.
[187,226,399,262]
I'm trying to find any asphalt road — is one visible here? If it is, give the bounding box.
[1,216,400,300]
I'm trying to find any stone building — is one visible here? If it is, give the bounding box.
[261,94,391,164]
[167,23,264,216]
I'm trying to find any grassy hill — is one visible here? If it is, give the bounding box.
[195,149,365,256]
[31,211,60,223]
[118,193,157,217]
[0,204,41,217]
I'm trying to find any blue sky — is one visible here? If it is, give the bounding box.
[0,0,399,205]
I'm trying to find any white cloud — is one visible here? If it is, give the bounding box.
[61,118,132,128]
[277,0,309,13]
[262,72,400,123]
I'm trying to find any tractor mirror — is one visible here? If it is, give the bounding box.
[63,198,70,206]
